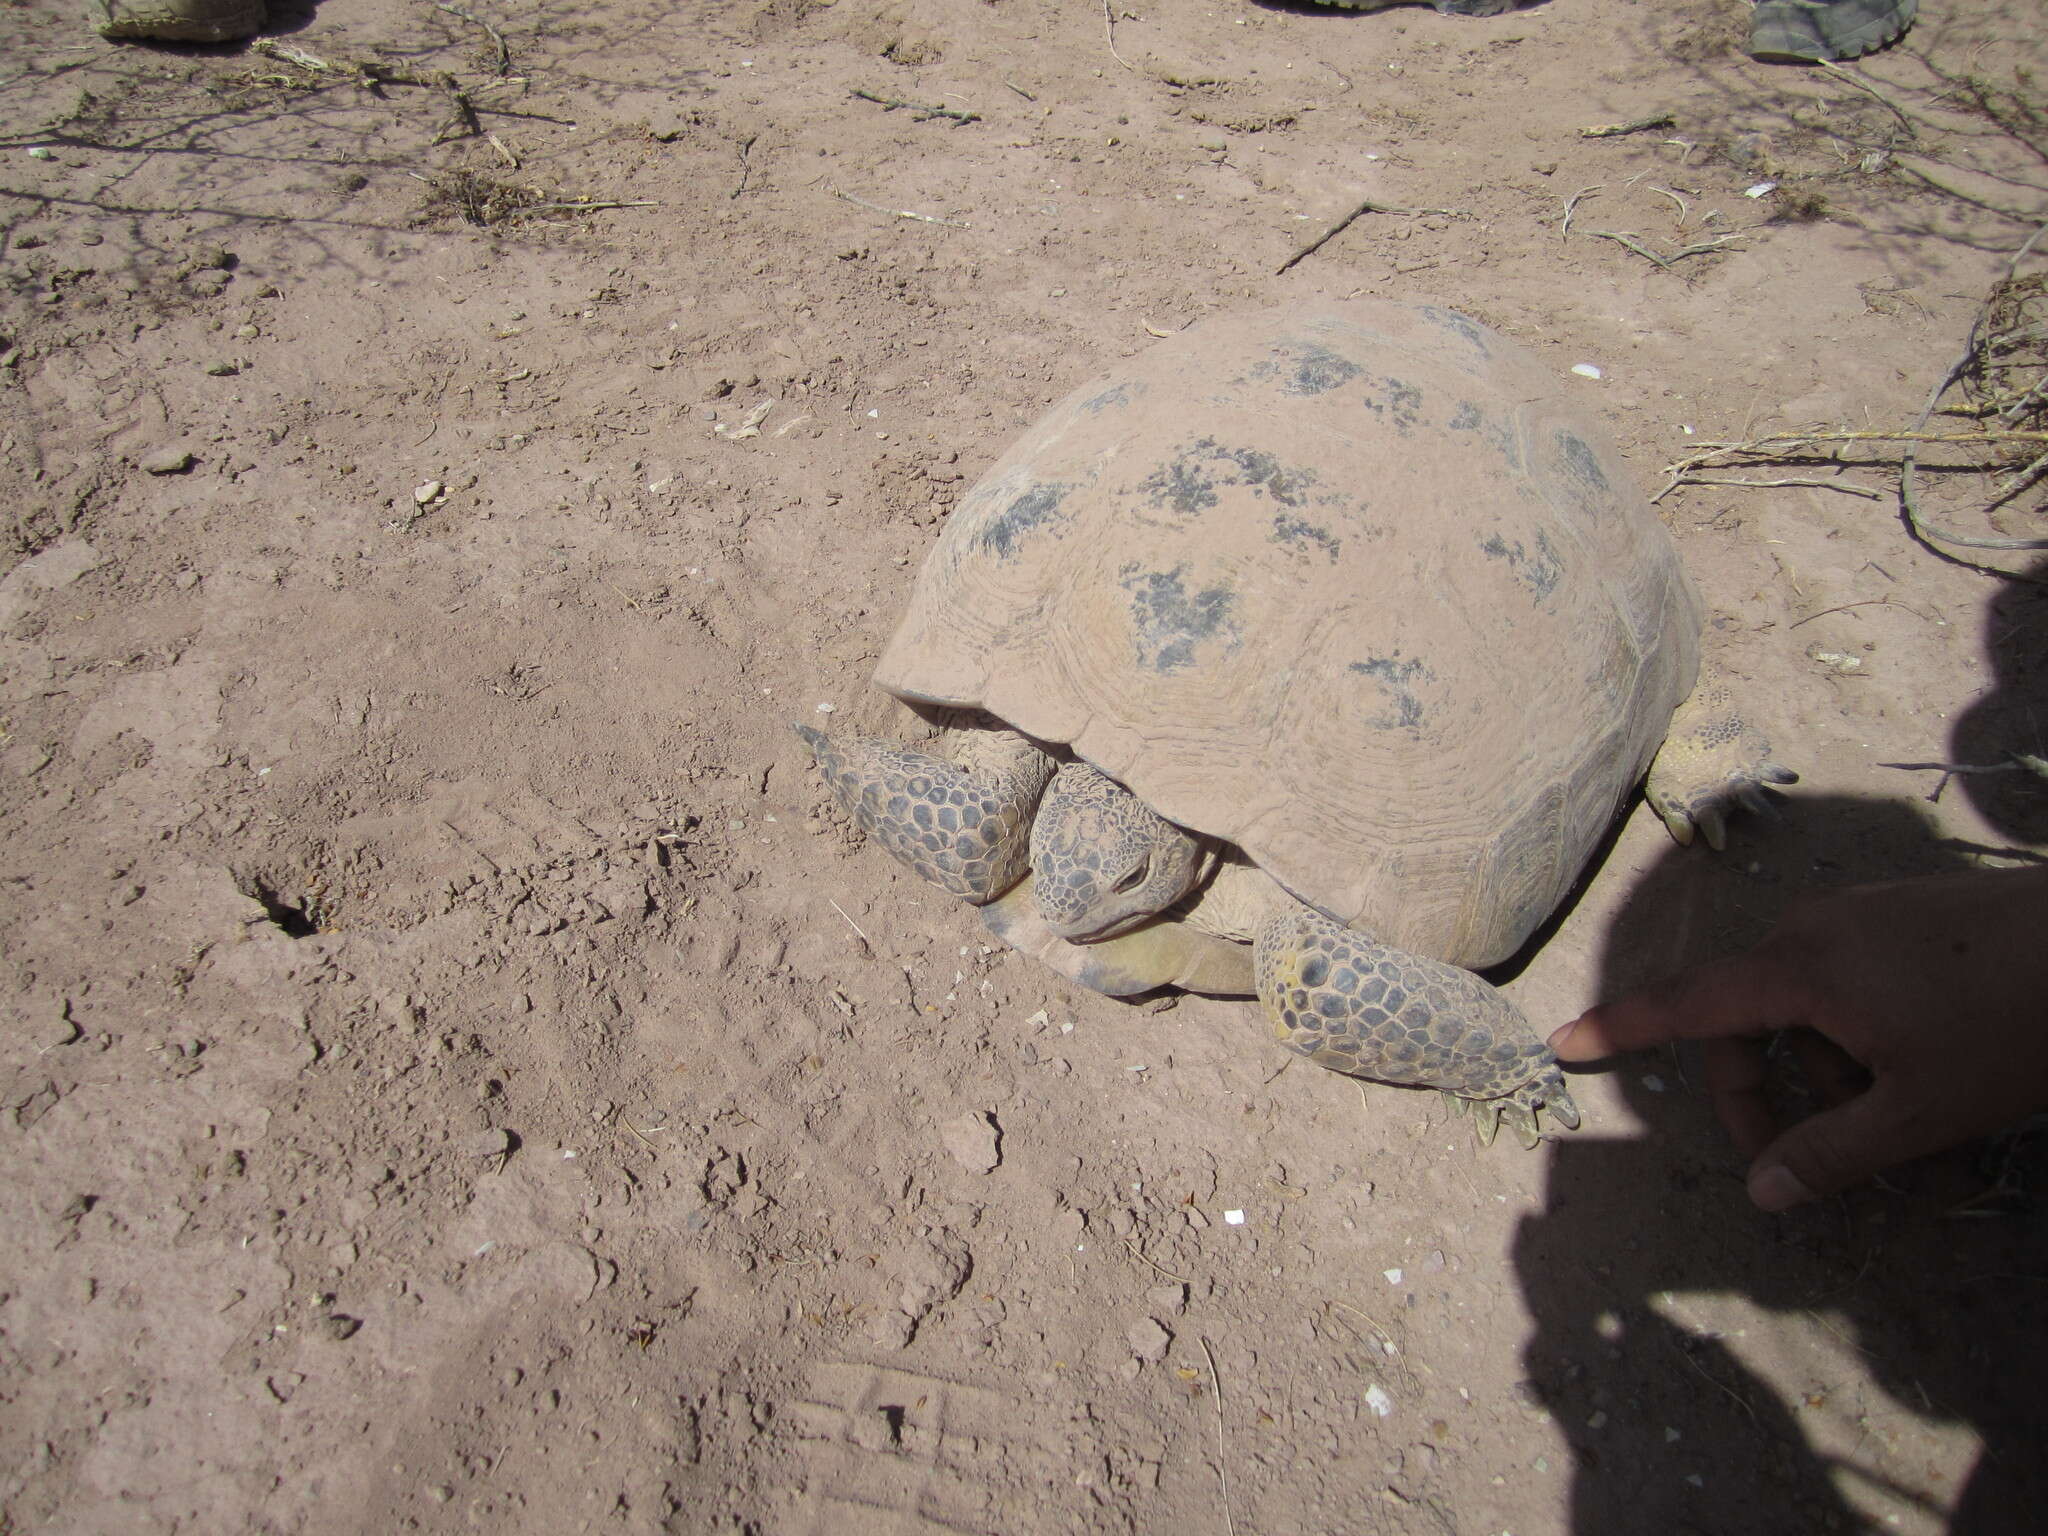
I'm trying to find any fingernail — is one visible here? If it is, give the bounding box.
[1748,1163,1816,1212]
[1545,1019,1579,1051]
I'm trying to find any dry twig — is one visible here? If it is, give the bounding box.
[1814,59,1917,138]
[1103,0,1134,72]
[1681,475,1885,499]
[1559,184,1602,238]
[1898,218,2048,553]
[1277,199,1462,274]
[850,89,980,125]
[1200,1337,1237,1536]
[1586,228,1747,268]
[832,188,970,228]
[1581,113,1676,138]
[434,2,513,74]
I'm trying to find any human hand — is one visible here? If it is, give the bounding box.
[1547,867,2048,1211]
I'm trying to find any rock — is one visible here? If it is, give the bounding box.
[1145,1282,1187,1316]
[463,1127,513,1160]
[866,1309,915,1351]
[942,1109,1001,1173]
[140,446,196,475]
[892,1230,970,1321]
[1127,1317,1172,1363]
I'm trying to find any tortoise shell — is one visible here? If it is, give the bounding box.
[875,301,1700,967]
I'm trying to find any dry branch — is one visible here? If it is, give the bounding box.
[1580,113,1675,138]
[1277,199,1463,275]
[850,89,980,125]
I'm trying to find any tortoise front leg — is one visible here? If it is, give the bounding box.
[796,718,1054,903]
[1253,910,1580,1148]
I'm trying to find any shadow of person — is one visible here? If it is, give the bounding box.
[1511,558,2048,1535]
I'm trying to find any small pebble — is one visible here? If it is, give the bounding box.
[140,446,196,475]
[1127,1317,1172,1363]
[941,1110,1001,1175]
[1571,363,1603,379]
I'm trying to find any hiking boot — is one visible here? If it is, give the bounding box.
[1303,0,1526,17]
[1748,0,1917,62]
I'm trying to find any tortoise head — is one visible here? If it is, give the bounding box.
[1029,762,1211,942]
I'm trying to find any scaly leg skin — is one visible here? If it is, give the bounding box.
[795,718,1054,904]
[1254,910,1580,1149]
[1646,680,1798,851]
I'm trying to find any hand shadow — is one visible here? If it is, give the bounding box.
[1512,558,2048,1535]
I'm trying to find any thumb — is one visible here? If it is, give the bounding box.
[1745,1083,1905,1211]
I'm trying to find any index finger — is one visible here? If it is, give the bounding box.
[1549,948,1810,1060]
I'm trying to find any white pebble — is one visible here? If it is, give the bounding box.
[1383,1268,1404,1285]
[1364,1384,1394,1418]
[1570,363,1603,380]
[1223,1209,1246,1226]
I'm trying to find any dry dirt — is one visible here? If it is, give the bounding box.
[3,1,2047,1532]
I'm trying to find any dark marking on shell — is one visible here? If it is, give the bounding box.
[1448,399,1523,468]
[1555,432,1611,496]
[1142,438,1320,516]
[1140,455,1220,518]
[1255,341,1365,397]
[974,480,1072,559]
[1271,514,1342,561]
[1348,653,1432,730]
[1418,305,1492,358]
[1479,529,1564,601]
[1079,380,1140,414]
[1373,375,1424,432]
[1119,564,1241,675]
[1216,443,1314,506]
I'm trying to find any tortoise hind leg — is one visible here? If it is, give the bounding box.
[796,716,1055,904]
[1253,910,1579,1147]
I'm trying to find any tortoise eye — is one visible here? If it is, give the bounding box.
[1112,858,1151,895]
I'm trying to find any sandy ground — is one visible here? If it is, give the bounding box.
[2,0,2045,1532]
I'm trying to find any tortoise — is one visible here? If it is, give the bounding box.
[799,300,1791,1146]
